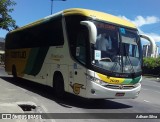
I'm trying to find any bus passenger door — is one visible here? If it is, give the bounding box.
[68,29,88,97]
[69,64,87,97]
[65,16,89,97]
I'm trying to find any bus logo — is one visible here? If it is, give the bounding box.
[119,85,124,89]
[70,83,86,95]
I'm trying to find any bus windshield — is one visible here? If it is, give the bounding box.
[92,21,142,74]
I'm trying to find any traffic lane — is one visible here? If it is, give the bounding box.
[142,76,160,92]
[140,87,160,106]
[1,76,160,113]
[1,69,160,118]
[1,76,160,122]
[138,76,160,106]
[0,78,159,122]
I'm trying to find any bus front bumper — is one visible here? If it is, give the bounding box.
[86,81,141,99]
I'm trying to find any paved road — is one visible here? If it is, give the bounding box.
[0,66,160,122]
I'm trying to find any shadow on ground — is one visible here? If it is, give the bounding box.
[0,76,132,110]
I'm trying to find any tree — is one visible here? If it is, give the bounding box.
[0,0,17,31]
[143,57,160,69]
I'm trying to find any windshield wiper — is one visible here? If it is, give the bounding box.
[124,44,135,75]
[110,55,121,73]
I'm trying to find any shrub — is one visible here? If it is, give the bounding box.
[143,57,160,69]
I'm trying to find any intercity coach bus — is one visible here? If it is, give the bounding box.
[5,8,146,99]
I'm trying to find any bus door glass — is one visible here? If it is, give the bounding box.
[65,15,88,96]
[68,30,88,95]
[71,30,88,96]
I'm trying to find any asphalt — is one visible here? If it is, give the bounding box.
[0,66,160,122]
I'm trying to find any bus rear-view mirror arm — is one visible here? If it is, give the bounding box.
[80,21,97,44]
[140,34,156,58]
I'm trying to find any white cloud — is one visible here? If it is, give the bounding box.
[132,16,160,27]
[119,15,160,27]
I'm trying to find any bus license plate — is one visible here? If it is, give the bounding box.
[115,93,125,96]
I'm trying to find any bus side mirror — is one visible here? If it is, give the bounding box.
[80,21,97,44]
[140,34,156,58]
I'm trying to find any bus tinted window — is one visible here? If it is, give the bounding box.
[65,15,88,65]
[6,16,64,49]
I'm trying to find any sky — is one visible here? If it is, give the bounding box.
[1,0,160,44]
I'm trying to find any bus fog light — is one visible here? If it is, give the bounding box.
[137,91,140,95]
[91,89,95,94]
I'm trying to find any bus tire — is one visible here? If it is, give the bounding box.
[53,72,64,99]
[12,65,17,78]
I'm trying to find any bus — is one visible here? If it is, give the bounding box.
[5,8,147,99]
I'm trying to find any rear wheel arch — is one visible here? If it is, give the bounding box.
[53,71,65,98]
[53,71,64,86]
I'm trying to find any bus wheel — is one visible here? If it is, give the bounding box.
[53,73,64,99]
[12,65,17,78]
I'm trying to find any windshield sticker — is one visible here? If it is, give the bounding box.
[76,47,80,56]
[120,28,126,34]
[94,50,101,60]
[74,63,77,69]
[122,36,137,45]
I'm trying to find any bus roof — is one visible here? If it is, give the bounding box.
[63,8,137,29]
[10,8,137,34]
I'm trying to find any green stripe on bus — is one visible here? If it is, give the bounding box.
[24,48,40,74]
[24,47,49,76]
[122,76,141,85]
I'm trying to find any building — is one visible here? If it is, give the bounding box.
[143,44,159,58]
[0,37,4,42]
[0,38,5,64]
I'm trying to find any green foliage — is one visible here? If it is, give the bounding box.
[143,57,160,69]
[0,0,17,31]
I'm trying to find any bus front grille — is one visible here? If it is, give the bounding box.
[103,84,137,90]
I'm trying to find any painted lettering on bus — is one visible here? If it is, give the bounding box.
[96,23,116,30]
[11,51,26,59]
[110,79,119,83]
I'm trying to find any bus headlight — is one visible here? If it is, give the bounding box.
[86,74,108,85]
[94,78,109,86]
[86,74,101,84]
[94,78,102,84]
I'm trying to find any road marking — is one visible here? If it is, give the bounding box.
[143,100,150,103]
[142,88,160,94]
